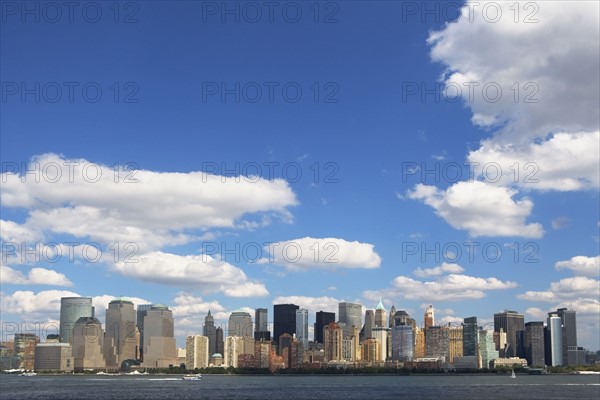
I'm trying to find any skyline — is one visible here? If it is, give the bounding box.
[1,0,599,354]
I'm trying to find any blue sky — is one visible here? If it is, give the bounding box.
[1,1,599,350]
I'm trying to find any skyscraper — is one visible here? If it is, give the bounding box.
[361,309,374,341]
[494,311,524,357]
[463,317,478,357]
[295,308,309,350]
[478,329,499,369]
[547,313,563,366]
[254,308,271,341]
[273,304,298,345]
[555,308,577,365]
[59,297,94,344]
[372,326,389,362]
[136,303,153,361]
[388,305,396,328]
[391,325,413,361]
[186,335,209,369]
[215,326,224,355]
[104,298,137,367]
[446,325,463,364]
[14,333,38,370]
[323,322,343,362]
[524,321,545,367]
[228,311,253,338]
[374,299,387,328]
[203,310,217,355]
[338,302,362,338]
[314,311,335,344]
[72,317,106,371]
[142,304,177,368]
[425,326,448,361]
[424,305,435,331]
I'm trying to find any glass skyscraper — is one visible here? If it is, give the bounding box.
[59,297,94,344]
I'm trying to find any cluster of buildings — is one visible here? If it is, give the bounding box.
[0,296,596,373]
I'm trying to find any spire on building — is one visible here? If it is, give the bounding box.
[376,297,385,311]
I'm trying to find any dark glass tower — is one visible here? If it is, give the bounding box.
[273,304,298,345]
[462,316,478,357]
[524,321,545,366]
[493,311,525,357]
[555,308,577,365]
[315,311,335,344]
[254,308,271,341]
[203,310,217,355]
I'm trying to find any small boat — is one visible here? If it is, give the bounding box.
[19,371,37,377]
[182,374,201,381]
[510,370,516,379]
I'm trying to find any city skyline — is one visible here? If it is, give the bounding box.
[1,0,599,355]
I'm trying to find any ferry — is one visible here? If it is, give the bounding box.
[182,374,201,381]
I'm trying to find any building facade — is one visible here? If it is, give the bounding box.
[273,304,298,345]
[314,311,335,344]
[59,297,94,344]
[185,335,209,369]
[142,304,177,368]
[494,311,524,358]
[524,321,545,367]
[339,302,362,338]
[34,343,73,372]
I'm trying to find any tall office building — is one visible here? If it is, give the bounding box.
[225,336,254,367]
[203,310,217,355]
[339,302,362,338]
[446,325,464,363]
[494,311,524,357]
[105,298,137,367]
[279,333,294,367]
[424,305,435,330]
[254,308,270,341]
[59,297,94,344]
[273,304,298,345]
[524,321,545,367]
[361,309,374,341]
[136,303,153,361]
[72,317,106,371]
[295,309,309,350]
[425,326,449,361]
[414,326,426,359]
[215,327,224,355]
[374,299,387,327]
[186,335,209,369]
[361,338,380,362]
[478,329,499,369]
[463,317,479,357]
[372,326,389,362]
[142,304,177,368]
[555,308,577,365]
[228,311,253,338]
[323,322,343,362]
[314,311,335,344]
[388,305,396,328]
[547,313,563,366]
[391,325,413,361]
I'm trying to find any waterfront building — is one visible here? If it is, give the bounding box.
[72,317,106,371]
[524,321,545,366]
[34,342,73,372]
[142,304,177,368]
[185,335,209,369]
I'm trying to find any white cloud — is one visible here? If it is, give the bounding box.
[113,251,268,297]
[0,264,72,286]
[555,255,600,278]
[467,131,600,191]
[0,219,42,243]
[364,273,517,302]
[428,2,599,143]
[1,153,298,252]
[272,295,340,313]
[517,276,599,303]
[259,237,381,271]
[413,262,464,278]
[407,181,544,238]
